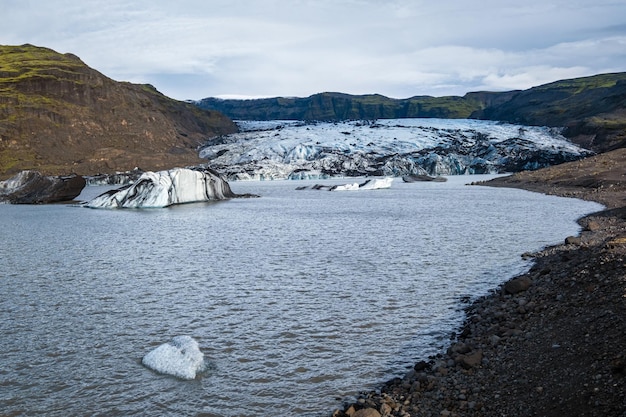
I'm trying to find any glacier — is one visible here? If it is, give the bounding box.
[142,336,205,380]
[84,167,237,208]
[199,119,592,180]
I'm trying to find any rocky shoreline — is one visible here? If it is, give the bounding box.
[332,150,625,417]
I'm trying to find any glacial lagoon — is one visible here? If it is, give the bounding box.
[0,176,602,416]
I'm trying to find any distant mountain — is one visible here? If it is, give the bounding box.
[0,44,237,179]
[472,73,626,152]
[195,92,488,121]
[195,73,626,153]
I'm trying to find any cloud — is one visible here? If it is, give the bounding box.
[1,0,626,99]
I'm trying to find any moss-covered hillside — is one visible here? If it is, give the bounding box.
[196,91,487,121]
[0,44,237,179]
[473,73,626,152]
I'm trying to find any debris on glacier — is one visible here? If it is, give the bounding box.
[199,119,592,180]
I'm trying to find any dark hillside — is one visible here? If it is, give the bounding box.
[474,73,626,152]
[196,92,486,121]
[0,44,237,179]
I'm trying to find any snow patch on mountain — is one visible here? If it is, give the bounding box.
[200,119,592,180]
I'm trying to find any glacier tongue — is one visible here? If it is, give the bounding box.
[84,167,237,208]
[200,119,592,180]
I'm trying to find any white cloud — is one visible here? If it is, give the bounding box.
[1,0,626,99]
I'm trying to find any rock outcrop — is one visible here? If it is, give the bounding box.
[0,170,85,204]
[0,44,238,179]
[84,167,238,208]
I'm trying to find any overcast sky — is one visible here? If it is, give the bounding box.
[2,0,626,100]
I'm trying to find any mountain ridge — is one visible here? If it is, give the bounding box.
[195,73,626,153]
[0,44,238,179]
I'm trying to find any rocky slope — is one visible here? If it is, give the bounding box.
[473,73,626,153]
[196,92,485,122]
[0,44,238,179]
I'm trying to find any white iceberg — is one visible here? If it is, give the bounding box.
[331,177,393,191]
[331,182,360,191]
[85,167,236,208]
[356,177,393,190]
[142,336,205,380]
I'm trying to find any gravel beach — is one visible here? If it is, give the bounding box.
[332,149,626,417]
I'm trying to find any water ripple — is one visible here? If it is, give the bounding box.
[0,177,602,416]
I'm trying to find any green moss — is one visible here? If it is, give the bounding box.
[587,116,626,129]
[533,73,626,95]
[0,44,87,89]
[0,148,38,173]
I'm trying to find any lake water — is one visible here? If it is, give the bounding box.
[0,176,602,416]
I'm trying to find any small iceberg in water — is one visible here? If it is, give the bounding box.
[142,336,206,380]
[296,177,393,191]
[331,177,393,191]
[357,177,393,190]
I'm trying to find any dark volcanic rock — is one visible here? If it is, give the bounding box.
[402,174,447,182]
[504,276,532,294]
[0,170,85,204]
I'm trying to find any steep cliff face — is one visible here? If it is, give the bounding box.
[196,92,486,121]
[0,44,238,179]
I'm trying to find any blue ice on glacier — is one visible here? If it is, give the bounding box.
[199,119,592,180]
[331,177,393,191]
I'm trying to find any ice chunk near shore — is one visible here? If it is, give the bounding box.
[84,167,236,208]
[142,336,205,380]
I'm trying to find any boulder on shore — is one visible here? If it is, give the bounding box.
[0,171,86,204]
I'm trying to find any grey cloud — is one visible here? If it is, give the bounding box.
[1,0,625,99]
